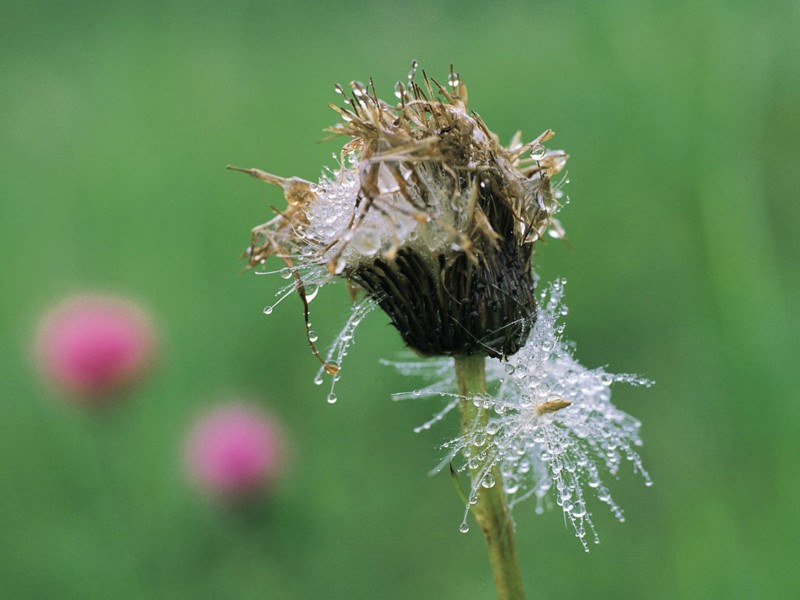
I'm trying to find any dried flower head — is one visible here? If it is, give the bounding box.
[232,63,567,375]
[388,280,652,551]
[233,64,651,565]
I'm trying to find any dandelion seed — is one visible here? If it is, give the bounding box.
[390,281,652,551]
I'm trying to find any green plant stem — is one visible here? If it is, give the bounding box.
[455,355,526,600]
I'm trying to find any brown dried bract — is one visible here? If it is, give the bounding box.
[231,64,569,360]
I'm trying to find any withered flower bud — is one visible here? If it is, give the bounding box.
[232,64,567,361]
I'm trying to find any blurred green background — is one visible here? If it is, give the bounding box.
[2,0,799,598]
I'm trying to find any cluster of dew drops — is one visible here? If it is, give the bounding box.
[257,246,377,405]
[390,279,653,551]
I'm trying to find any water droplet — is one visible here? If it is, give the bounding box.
[280,267,293,279]
[412,389,421,397]
[313,375,324,386]
[504,363,515,375]
[324,361,340,375]
[351,81,365,97]
[530,143,547,161]
[481,474,496,488]
[448,70,460,88]
[408,59,419,82]
[334,83,345,95]
[473,433,486,447]
[263,305,274,315]
[305,284,320,302]
[459,523,470,534]
[353,229,381,256]
[327,393,337,404]
[308,330,319,343]
[394,81,405,100]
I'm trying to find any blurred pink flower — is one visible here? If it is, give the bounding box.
[34,294,157,402]
[185,403,286,502]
